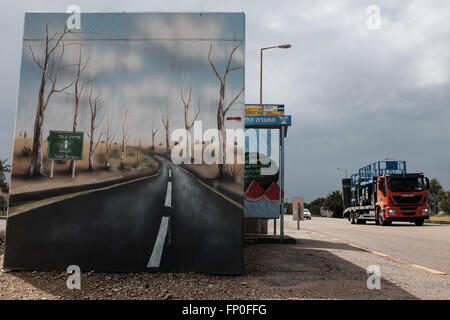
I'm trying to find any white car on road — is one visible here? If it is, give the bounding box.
[304,208,312,220]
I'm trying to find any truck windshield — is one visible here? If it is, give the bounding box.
[387,178,424,192]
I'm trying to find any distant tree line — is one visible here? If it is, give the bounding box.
[0,159,10,215]
[0,159,10,191]
[428,178,450,214]
[304,197,326,216]
[284,202,292,215]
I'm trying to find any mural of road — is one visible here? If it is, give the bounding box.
[3,155,243,274]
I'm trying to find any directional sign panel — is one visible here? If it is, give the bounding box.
[245,115,292,127]
[263,105,284,116]
[47,130,84,161]
[245,104,285,116]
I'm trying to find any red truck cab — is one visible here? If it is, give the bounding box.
[376,173,430,226]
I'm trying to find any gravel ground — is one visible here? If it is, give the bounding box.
[0,218,5,234]
[0,234,417,300]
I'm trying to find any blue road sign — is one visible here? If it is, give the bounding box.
[245,115,292,127]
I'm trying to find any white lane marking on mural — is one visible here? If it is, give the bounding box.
[165,181,172,207]
[147,216,171,268]
[168,168,172,178]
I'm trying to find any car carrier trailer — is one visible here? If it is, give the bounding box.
[342,161,430,226]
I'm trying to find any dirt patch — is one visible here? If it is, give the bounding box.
[183,163,244,198]
[184,163,243,179]
[0,241,415,300]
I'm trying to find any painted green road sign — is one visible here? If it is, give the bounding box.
[48,130,84,160]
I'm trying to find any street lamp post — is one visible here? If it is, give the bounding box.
[259,44,291,239]
[337,167,348,178]
[260,44,291,104]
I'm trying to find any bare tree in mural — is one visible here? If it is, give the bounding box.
[28,25,75,177]
[181,84,200,159]
[104,113,116,169]
[120,106,132,168]
[67,45,91,172]
[208,43,244,177]
[160,106,170,155]
[86,83,105,171]
[151,122,158,151]
[181,84,201,135]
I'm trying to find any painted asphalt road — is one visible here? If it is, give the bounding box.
[164,158,242,274]
[4,155,242,274]
[294,217,450,275]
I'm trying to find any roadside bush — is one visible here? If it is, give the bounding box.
[96,152,106,163]
[126,148,136,157]
[284,202,292,215]
[0,159,11,188]
[306,197,327,216]
[22,146,32,157]
[428,178,443,214]
[0,195,7,215]
[324,191,344,218]
[438,190,450,214]
[109,148,121,159]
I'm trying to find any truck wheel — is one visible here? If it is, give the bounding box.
[377,209,389,226]
[415,219,424,226]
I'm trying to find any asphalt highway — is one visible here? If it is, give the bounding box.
[3,155,243,274]
[297,217,450,274]
[269,216,450,299]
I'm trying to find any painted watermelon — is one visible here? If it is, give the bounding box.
[244,179,265,201]
[244,152,279,190]
[263,182,284,202]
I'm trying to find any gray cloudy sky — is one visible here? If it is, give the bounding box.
[16,13,245,147]
[0,1,449,202]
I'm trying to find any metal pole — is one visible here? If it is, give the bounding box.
[279,130,282,239]
[280,127,285,241]
[50,160,54,179]
[274,219,276,235]
[259,49,264,236]
[72,160,76,179]
[260,49,263,105]
[259,45,290,238]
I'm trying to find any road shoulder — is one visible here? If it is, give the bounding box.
[275,218,450,299]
